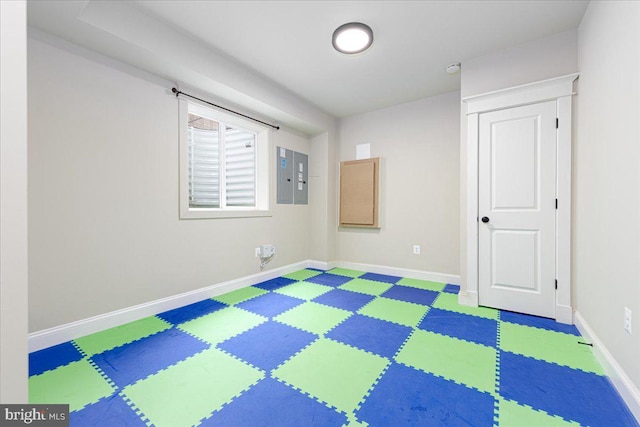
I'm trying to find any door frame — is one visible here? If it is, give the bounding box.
[461,73,579,324]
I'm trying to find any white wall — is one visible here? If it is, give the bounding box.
[459,30,579,287]
[0,0,28,402]
[575,0,640,395]
[28,36,313,332]
[337,92,460,276]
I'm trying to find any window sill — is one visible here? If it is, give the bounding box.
[180,208,272,220]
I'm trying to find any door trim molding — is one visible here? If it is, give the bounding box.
[461,73,579,324]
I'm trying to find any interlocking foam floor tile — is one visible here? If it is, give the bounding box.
[381,284,439,306]
[274,281,334,300]
[123,348,263,427]
[396,329,497,394]
[157,299,227,325]
[397,277,446,292]
[500,310,580,336]
[358,297,428,327]
[433,292,499,320]
[443,284,461,294]
[338,278,393,296]
[200,377,347,427]
[29,342,83,376]
[282,269,323,281]
[253,276,297,291]
[29,359,115,412]
[419,307,498,348]
[274,301,352,335]
[327,268,366,278]
[236,292,304,318]
[357,363,495,427]
[305,272,354,287]
[218,321,316,371]
[499,351,639,427]
[326,314,412,358]
[91,328,210,388]
[70,393,148,427]
[312,288,375,312]
[499,322,604,374]
[496,398,581,427]
[212,286,267,305]
[179,306,267,345]
[359,272,402,284]
[273,338,389,414]
[74,316,171,357]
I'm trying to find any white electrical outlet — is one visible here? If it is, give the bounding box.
[624,307,632,335]
[255,247,261,257]
[260,244,275,258]
[413,245,421,255]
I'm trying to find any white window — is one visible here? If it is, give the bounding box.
[179,100,270,219]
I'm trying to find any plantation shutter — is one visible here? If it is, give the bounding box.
[225,126,256,207]
[188,124,220,208]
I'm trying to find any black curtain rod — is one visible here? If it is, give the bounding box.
[172,88,280,130]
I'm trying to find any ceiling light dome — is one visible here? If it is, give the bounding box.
[332,22,373,54]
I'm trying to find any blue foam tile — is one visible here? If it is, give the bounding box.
[419,308,498,348]
[357,363,495,426]
[325,314,411,359]
[236,292,304,318]
[312,289,375,312]
[443,284,461,294]
[200,377,346,427]
[381,285,439,306]
[29,342,83,376]
[157,299,227,325]
[305,273,353,287]
[360,272,402,284]
[254,277,297,291]
[218,321,316,371]
[91,328,209,388]
[500,351,639,427]
[70,393,147,426]
[306,268,326,272]
[499,310,580,336]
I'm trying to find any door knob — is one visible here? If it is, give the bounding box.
[481,216,490,223]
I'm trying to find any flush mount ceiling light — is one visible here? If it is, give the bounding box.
[332,22,373,54]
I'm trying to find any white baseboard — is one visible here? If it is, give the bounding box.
[28,260,310,352]
[458,290,478,307]
[330,261,460,285]
[555,303,573,325]
[28,260,460,353]
[574,311,640,423]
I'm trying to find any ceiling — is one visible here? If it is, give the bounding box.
[27,0,589,127]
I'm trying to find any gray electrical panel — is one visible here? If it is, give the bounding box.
[294,152,308,204]
[277,147,308,205]
[277,147,294,204]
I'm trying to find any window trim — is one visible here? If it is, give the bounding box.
[179,99,271,219]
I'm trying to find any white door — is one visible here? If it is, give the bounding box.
[478,101,557,319]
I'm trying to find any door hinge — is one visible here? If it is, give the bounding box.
[555,279,558,290]
[556,118,559,129]
[555,199,558,209]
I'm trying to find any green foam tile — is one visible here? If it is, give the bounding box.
[273,338,388,414]
[274,302,352,335]
[396,329,497,393]
[397,277,445,292]
[74,316,171,356]
[338,278,393,296]
[179,307,266,344]
[123,348,263,427]
[29,359,115,411]
[274,281,333,300]
[499,322,605,375]
[282,269,323,281]
[327,268,365,278]
[213,286,267,305]
[497,398,581,426]
[432,292,499,320]
[358,297,428,327]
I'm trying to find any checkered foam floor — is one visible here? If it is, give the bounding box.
[29,268,638,427]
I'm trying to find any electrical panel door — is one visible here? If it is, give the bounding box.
[277,147,294,204]
[294,152,308,205]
